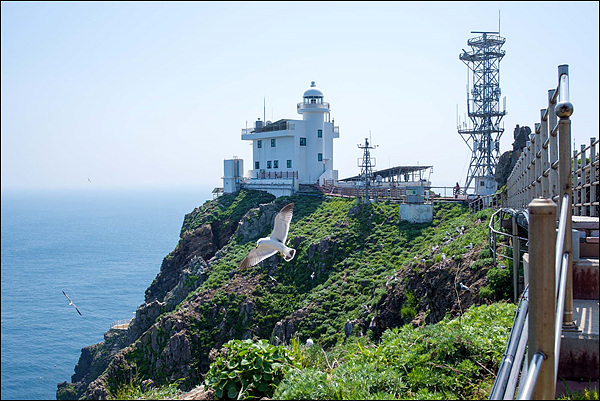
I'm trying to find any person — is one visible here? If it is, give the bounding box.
[454,182,460,198]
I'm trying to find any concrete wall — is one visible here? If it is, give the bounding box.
[399,204,433,223]
[241,178,298,198]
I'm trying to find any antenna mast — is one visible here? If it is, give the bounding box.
[458,29,506,195]
[357,136,377,203]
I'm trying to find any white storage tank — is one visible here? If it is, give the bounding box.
[223,158,244,193]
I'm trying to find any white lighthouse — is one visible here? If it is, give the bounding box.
[224,81,340,197]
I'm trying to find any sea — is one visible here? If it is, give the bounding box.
[1,187,213,400]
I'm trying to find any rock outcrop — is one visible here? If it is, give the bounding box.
[496,125,531,188]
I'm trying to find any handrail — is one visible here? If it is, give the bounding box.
[488,285,529,400]
[489,64,582,400]
[554,194,570,294]
[516,352,545,400]
[555,252,569,378]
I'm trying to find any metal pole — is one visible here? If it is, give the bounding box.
[591,138,597,217]
[512,214,520,303]
[527,198,556,400]
[580,144,587,216]
[548,89,558,200]
[540,108,550,198]
[556,64,575,329]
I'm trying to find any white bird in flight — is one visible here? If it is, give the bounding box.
[238,203,296,269]
[62,291,82,315]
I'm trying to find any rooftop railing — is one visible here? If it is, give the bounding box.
[297,101,330,110]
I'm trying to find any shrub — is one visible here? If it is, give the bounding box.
[487,267,512,300]
[204,339,297,400]
[479,285,494,299]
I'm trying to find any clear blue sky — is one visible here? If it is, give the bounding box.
[2,1,598,192]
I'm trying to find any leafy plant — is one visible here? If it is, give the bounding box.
[204,339,297,400]
[274,303,515,400]
[486,267,512,300]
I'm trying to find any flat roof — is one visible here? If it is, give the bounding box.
[339,165,433,182]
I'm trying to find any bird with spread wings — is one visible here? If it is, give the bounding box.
[238,203,296,269]
[62,291,82,315]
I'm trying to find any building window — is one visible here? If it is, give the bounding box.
[267,161,272,169]
[287,160,292,168]
[273,160,279,169]
[317,129,322,138]
[257,140,262,148]
[255,161,260,169]
[318,153,323,162]
[300,137,307,146]
[271,139,276,147]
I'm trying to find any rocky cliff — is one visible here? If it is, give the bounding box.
[495,124,532,188]
[57,190,496,400]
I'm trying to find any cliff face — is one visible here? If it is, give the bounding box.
[57,190,495,400]
[495,125,531,188]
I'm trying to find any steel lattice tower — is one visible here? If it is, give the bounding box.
[458,31,506,195]
[357,137,377,203]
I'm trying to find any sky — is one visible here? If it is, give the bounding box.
[2,1,598,193]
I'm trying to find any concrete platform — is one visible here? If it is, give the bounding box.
[558,299,599,380]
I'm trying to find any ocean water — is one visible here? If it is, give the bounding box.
[1,188,212,400]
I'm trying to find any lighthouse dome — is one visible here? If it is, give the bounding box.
[303,81,323,98]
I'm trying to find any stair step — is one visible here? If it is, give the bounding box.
[558,299,599,380]
[573,258,599,300]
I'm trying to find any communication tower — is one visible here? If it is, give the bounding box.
[357,136,377,203]
[458,30,507,195]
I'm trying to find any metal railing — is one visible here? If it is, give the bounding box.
[110,319,132,330]
[255,170,298,180]
[572,137,599,217]
[489,64,576,399]
[488,208,529,302]
[470,192,503,214]
[297,101,330,110]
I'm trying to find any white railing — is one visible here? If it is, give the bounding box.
[297,101,330,110]
[110,318,132,330]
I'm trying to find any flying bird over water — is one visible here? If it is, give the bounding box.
[62,291,82,315]
[238,203,296,269]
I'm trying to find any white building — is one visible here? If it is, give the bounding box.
[226,81,339,196]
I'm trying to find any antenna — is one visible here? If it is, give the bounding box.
[498,9,501,35]
[458,29,506,195]
[456,104,459,128]
[263,97,266,125]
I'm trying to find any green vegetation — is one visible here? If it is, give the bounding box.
[205,339,297,399]
[105,190,519,400]
[201,303,515,400]
[107,376,184,400]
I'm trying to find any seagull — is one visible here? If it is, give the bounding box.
[306,338,314,346]
[310,272,315,280]
[87,178,92,183]
[465,242,473,250]
[459,282,470,291]
[269,275,277,282]
[62,291,82,315]
[238,203,296,269]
